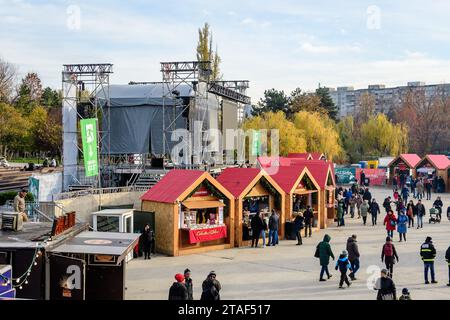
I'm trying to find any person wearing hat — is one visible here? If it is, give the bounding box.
[420,237,438,284]
[168,273,188,300]
[13,188,29,222]
[200,271,221,301]
[374,269,397,300]
[184,268,193,300]
[399,288,411,300]
[335,250,352,289]
[381,236,399,278]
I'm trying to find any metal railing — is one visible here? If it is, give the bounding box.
[52,185,147,201]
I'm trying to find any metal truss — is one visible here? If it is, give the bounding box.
[208,82,251,105]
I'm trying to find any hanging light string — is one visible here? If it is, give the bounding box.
[11,238,49,290]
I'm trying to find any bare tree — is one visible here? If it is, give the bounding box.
[0,58,17,102]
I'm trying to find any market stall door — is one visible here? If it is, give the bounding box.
[85,264,124,300]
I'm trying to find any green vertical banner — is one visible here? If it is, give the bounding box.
[251,130,261,156]
[80,118,99,177]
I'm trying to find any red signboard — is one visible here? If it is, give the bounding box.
[356,169,387,186]
[187,226,227,244]
[193,186,210,197]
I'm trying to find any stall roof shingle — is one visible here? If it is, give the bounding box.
[216,168,261,198]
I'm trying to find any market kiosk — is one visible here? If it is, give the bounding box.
[140,170,235,257]
[416,155,450,192]
[269,165,321,239]
[388,154,421,184]
[216,168,285,247]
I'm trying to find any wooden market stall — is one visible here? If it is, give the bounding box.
[140,170,235,257]
[216,168,285,247]
[269,165,322,239]
[388,154,421,183]
[416,155,450,192]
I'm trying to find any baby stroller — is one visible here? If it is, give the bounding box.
[429,207,441,224]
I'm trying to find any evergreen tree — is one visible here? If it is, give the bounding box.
[316,86,338,121]
[252,89,290,116]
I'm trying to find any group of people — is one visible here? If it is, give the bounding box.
[168,269,221,301]
[394,174,446,199]
[249,209,280,248]
[315,232,450,298]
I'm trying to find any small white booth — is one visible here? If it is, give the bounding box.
[91,209,134,234]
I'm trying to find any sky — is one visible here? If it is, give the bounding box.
[2,0,450,101]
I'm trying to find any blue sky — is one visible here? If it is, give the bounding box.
[2,0,450,100]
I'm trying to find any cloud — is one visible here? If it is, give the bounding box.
[299,42,362,54]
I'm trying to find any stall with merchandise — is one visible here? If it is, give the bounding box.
[140,170,235,256]
[416,155,450,193]
[217,168,285,247]
[269,165,321,239]
[388,154,421,184]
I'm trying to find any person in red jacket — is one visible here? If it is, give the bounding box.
[384,210,397,238]
[381,237,399,278]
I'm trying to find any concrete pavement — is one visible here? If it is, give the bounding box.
[125,187,450,300]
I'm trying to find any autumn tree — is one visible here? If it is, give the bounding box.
[0,102,29,155]
[290,88,326,115]
[360,113,408,158]
[292,111,344,161]
[0,58,17,102]
[336,116,361,163]
[15,72,43,114]
[243,111,307,156]
[196,22,222,81]
[27,106,62,156]
[395,88,450,155]
[355,92,375,125]
[41,87,62,108]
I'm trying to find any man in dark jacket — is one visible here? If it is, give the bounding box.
[184,269,193,300]
[363,188,372,203]
[383,197,392,213]
[251,212,264,248]
[168,274,188,300]
[416,200,426,229]
[369,199,380,226]
[317,234,335,281]
[294,213,304,245]
[346,235,360,281]
[200,271,221,301]
[268,210,279,246]
[420,237,438,284]
[141,224,154,260]
[360,171,366,187]
[374,269,397,300]
[303,206,314,238]
[446,246,450,287]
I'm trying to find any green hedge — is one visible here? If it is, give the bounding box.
[0,192,34,206]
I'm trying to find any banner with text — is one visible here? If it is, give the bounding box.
[80,118,99,177]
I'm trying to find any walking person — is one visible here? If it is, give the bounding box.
[416,179,424,200]
[360,200,369,225]
[346,235,360,281]
[383,196,392,213]
[335,250,352,289]
[337,199,345,227]
[401,185,409,206]
[374,269,397,300]
[141,224,154,260]
[384,210,397,238]
[446,245,450,287]
[303,206,314,238]
[416,200,426,229]
[261,215,268,248]
[433,197,443,221]
[397,210,408,242]
[425,179,432,201]
[381,237,399,278]
[200,271,221,301]
[168,274,188,300]
[411,176,417,199]
[184,269,194,300]
[317,234,335,281]
[369,199,380,226]
[363,188,372,203]
[349,195,356,219]
[294,212,304,245]
[355,194,363,219]
[268,210,279,246]
[251,212,263,248]
[406,200,415,228]
[420,237,438,284]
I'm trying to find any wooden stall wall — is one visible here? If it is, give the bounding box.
[142,201,175,256]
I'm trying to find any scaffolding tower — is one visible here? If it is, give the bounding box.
[61,63,113,191]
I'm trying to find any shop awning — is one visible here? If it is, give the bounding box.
[182,200,225,209]
[294,189,318,195]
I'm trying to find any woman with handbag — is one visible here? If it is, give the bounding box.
[384,210,397,238]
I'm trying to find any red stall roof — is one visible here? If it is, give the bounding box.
[140,170,204,203]
[421,155,450,170]
[389,154,422,169]
[216,168,261,198]
[288,152,326,160]
[269,165,309,194]
[303,161,335,188]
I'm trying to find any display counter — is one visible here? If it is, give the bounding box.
[181,225,227,244]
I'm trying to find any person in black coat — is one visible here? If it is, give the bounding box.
[168,274,188,300]
[294,213,305,245]
[369,199,380,226]
[446,246,450,287]
[184,268,194,300]
[141,224,154,260]
[251,212,264,248]
[200,271,221,301]
[374,269,397,300]
[303,206,314,238]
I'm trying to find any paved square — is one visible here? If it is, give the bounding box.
[126,187,450,300]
